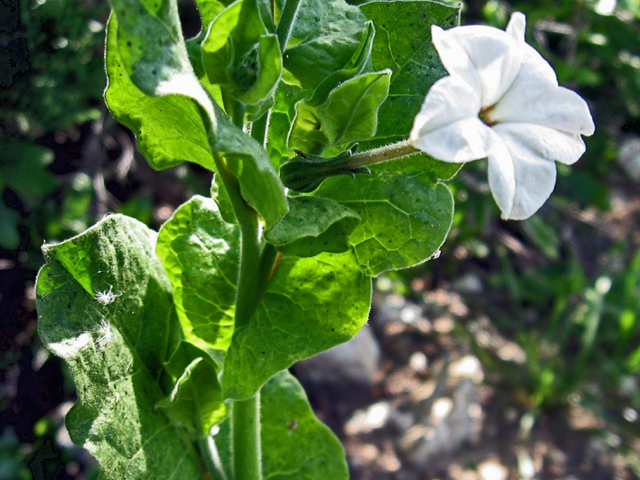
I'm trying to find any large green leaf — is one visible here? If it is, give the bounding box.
[104,16,214,170]
[265,196,361,257]
[222,249,372,399]
[156,196,239,351]
[36,215,202,479]
[215,370,349,480]
[359,0,460,147]
[314,154,455,276]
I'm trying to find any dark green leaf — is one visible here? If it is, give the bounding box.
[0,142,56,205]
[314,154,455,276]
[222,249,371,399]
[36,215,201,479]
[283,0,368,90]
[265,196,361,257]
[156,196,239,351]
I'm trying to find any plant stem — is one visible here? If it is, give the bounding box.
[212,150,264,480]
[276,0,303,51]
[344,140,419,170]
[232,392,262,480]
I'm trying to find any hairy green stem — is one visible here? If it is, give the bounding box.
[251,111,270,149]
[276,0,303,51]
[344,140,419,169]
[232,392,262,480]
[212,147,264,479]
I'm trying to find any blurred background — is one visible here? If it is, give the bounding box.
[0,0,639,478]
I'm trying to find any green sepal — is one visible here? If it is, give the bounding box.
[214,370,349,480]
[157,341,228,438]
[156,196,239,352]
[280,144,369,193]
[265,196,361,257]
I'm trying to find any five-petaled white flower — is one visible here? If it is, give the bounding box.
[410,12,595,220]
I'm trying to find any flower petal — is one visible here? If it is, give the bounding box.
[431,25,481,95]
[433,20,523,107]
[485,131,516,218]
[493,86,595,136]
[410,75,481,134]
[412,117,494,163]
[493,128,558,220]
[490,43,558,117]
[493,123,587,165]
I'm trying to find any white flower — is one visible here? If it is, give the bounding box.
[410,12,595,220]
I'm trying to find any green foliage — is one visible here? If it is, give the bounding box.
[0,0,107,136]
[266,196,361,257]
[0,141,56,249]
[359,0,460,148]
[34,0,466,477]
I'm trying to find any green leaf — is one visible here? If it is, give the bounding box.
[157,341,228,438]
[317,70,391,146]
[283,0,369,90]
[236,33,282,106]
[359,0,461,147]
[156,196,239,351]
[215,370,349,480]
[222,249,371,399]
[105,16,215,170]
[36,215,201,479]
[108,0,214,119]
[314,154,455,276]
[265,196,361,257]
[288,100,329,156]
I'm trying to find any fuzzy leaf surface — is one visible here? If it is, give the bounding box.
[36,215,202,479]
